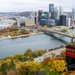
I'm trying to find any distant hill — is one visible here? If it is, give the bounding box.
[0,12,19,16]
[0,11,34,17]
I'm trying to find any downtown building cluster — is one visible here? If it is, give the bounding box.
[35,4,75,27]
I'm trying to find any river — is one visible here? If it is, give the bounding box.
[0,29,75,59]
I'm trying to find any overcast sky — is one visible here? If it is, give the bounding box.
[0,0,74,12]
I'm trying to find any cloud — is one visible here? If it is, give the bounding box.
[0,0,74,12]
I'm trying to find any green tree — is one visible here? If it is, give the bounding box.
[13,54,24,61]
[33,49,45,58]
[9,60,16,71]
[38,49,45,56]
[24,48,33,57]
[1,62,9,74]
[45,71,61,75]
[21,56,29,62]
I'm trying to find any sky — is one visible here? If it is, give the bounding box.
[0,0,75,12]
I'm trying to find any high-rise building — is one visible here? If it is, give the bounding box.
[44,12,50,19]
[60,15,67,26]
[40,20,46,26]
[46,19,56,27]
[17,17,20,26]
[66,17,71,27]
[38,10,43,23]
[54,7,59,20]
[49,4,55,19]
[49,4,59,21]
[39,13,47,26]
[59,6,63,16]
[49,4,54,12]
[34,12,38,25]
[72,8,75,20]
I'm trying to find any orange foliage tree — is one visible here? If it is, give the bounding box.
[41,57,51,66]
[43,26,48,28]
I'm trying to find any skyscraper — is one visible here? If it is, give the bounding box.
[34,12,38,25]
[72,8,75,20]
[38,10,43,23]
[54,7,59,20]
[66,17,71,27]
[17,17,20,26]
[60,15,67,26]
[49,4,59,21]
[39,13,47,26]
[59,6,63,16]
[49,4,55,19]
[49,4,54,12]
[44,12,50,19]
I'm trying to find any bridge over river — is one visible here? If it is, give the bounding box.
[40,26,75,42]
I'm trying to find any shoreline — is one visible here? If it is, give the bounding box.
[34,46,66,62]
[0,45,65,60]
[0,32,44,40]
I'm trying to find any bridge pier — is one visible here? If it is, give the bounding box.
[71,38,74,42]
[50,33,53,36]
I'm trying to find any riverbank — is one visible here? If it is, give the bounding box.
[34,46,66,62]
[0,32,44,40]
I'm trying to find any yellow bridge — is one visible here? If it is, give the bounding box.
[41,26,75,41]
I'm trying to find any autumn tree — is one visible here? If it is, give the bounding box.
[42,57,51,66]
[46,59,67,72]
[43,26,48,28]
[17,61,42,75]
[60,50,66,60]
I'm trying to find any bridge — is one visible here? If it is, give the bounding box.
[40,26,75,42]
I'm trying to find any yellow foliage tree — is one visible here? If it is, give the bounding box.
[46,59,67,72]
[17,61,42,75]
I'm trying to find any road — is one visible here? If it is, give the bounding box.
[34,46,66,62]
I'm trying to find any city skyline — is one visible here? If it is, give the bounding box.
[0,0,75,12]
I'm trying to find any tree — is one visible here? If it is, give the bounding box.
[46,59,67,72]
[33,49,45,58]
[1,62,9,74]
[17,61,42,75]
[13,54,24,61]
[21,56,29,62]
[38,49,45,56]
[60,50,66,60]
[9,60,16,71]
[19,30,25,34]
[51,52,56,58]
[42,57,51,66]
[24,48,33,57]
[43,26,48,28]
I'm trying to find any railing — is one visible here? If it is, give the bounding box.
[48,45,65,52]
